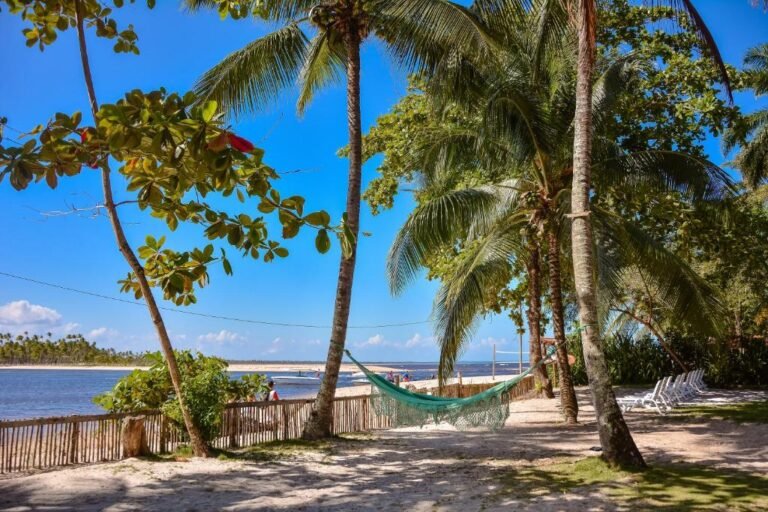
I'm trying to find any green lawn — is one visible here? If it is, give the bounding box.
[676,401,768,424]
[500,457,768,511]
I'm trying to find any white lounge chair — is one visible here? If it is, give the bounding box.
[617,379,668,415]
[688,369,707,392]
[656,376,676,409]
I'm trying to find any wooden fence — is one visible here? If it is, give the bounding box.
[0,395,392,475]
[0,375,534,475]
[411,374,537,399]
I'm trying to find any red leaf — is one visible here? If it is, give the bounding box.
[227,133,255,153]
[80,129,89,143]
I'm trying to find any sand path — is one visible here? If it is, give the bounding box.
[1,388,766,511]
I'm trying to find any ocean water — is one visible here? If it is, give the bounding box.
[0,361,529,421]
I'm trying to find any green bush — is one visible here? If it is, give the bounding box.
[565,333,767,388]
[94,351,268,443]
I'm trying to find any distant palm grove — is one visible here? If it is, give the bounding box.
[0,333,150,366]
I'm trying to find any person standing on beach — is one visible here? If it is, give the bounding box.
[265,380,279,401]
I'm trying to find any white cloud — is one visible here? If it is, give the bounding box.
[405,333,432,349]
[63,322,80,333]
[264,337,282,355]
[355,333,385,348]
[197,329,245,344]
[88,327,119,340]
[0,300,62,326]
[474,336,507,348]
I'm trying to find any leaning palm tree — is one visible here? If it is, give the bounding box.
[724,43,768,189]
[185,0,496,439]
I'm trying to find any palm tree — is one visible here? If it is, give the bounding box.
[725,43,768,189]
[185,0,496,439]
[385,9,732,426]
[567,0,750,467]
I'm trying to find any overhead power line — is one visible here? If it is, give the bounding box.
[0,271,430,329]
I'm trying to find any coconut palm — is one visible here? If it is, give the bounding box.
[724,43,768,189]
[385,3,733,425]
[565,0,754,466]
[185,0,496,439]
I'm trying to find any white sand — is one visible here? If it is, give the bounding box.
[1,387,765,511]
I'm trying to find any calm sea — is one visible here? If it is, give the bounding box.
[0,361,529,421]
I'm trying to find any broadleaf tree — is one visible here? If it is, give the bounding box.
[0,0,337,455]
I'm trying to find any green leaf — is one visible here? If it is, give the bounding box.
[202,100,218,122]
[222,258,233,275]
[315,229,331,254]
[282,221,300,239]
[304,211,330,227]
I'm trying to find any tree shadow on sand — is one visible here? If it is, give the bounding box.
[498,457,768,511]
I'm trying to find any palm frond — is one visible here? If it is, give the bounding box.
[194,23,309,116]
[591,56,646,130]
[375,0,500,74]
[593,206,726,337]
[734,127,768,189]
[387,188,500,295]
[297,31,346,115]
[744,43,768,94]
[433,223,525,382]
[595,150,736,201]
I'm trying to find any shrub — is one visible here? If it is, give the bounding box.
[565,333,767,388]
[94,351,268,443]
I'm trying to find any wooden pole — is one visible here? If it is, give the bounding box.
[492,343,496,381]
[519,310,524,376]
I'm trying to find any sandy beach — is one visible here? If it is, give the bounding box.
[0,362,399,373]
[1,387,765,511]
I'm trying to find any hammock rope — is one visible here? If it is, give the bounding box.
[344,348,555,430]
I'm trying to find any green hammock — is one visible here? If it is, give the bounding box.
[345,348,555,431]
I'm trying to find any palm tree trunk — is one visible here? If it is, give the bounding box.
[74,0,209,457]
[527,245,554,398]
[571,0,644,467]
[547,229,578,423]
[302,28,363,440]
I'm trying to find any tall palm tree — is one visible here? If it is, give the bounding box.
[185,0,496,439]
[725,43,768,189]
[568,0,744,467]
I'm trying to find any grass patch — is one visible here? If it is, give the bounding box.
[675,401,768,424]
[500,457,768,511]
[150,434,374,463]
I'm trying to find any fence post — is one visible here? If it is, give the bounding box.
[228,408,239,449]
[282,405,289,440]
[68,422,79,464]
[159,415,168,454]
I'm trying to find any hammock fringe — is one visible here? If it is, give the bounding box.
[345,348,554,431]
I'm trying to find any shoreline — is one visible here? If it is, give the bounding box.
[0,362,399,373]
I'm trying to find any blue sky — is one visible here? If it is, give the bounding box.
[0,1,766,362]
